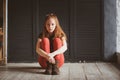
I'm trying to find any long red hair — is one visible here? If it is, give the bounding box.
[42,13,67,40]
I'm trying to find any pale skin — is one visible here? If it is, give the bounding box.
[36,18,67,64]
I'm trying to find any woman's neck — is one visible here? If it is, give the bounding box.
[49,32,53,36]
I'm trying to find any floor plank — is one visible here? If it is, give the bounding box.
[96,63,120,80]
[51,63,70,80]
[69,63,86,80]
[0,62,119,80]
[83,63,103,80]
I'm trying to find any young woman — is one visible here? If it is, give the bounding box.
[36,13,67,75]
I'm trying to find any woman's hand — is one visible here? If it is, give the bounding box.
[46,53,55,64]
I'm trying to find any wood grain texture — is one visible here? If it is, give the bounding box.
[0,63,120,80]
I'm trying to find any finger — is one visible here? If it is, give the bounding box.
[52,59,55,64]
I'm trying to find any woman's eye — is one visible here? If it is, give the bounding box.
[52,23,54,26]
[47,24,50,26]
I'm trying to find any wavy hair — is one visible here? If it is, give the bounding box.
[42,13,67,40]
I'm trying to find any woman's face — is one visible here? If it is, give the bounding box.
[46,18,56,34]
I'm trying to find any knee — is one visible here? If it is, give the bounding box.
[53,38,62,45]
[53,38,62,49]
[42,38,49,45]
[54,38,61,42]
[41,38,50,52]
[42,37,49,42]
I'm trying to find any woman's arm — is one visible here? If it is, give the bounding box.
[36,38,55,63]
[49,37,67,57]
[36,38,49,60]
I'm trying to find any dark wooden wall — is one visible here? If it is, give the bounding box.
[8,0,34,62]
[69,0,102,61]
[8,0,103,62]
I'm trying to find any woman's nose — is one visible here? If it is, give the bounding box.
[50,25,53,28]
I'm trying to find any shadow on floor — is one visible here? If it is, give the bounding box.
[0,66,46,74]
[112,63,120,70]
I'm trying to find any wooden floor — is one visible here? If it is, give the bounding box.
[0,62,120,80]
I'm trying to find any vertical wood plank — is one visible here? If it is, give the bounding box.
[0,63,120,80]
[69,63,86,80]
[96,63,120,80]
[51,63,70,80]
[0,71,13,80]
[29,68,52,80]
[83,63,103,80]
